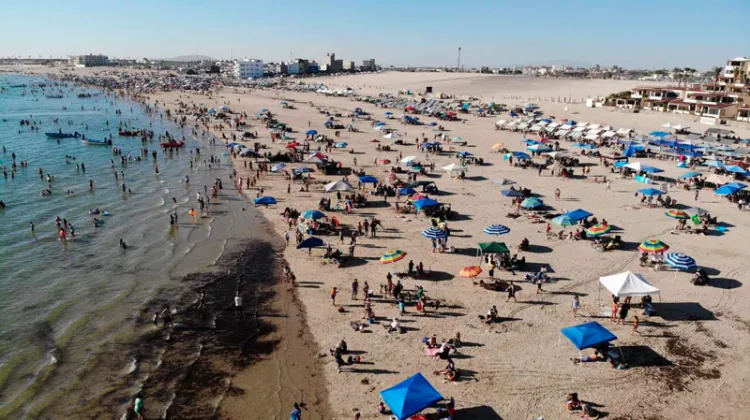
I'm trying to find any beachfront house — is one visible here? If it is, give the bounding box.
[738,103,750,122]
[234,58,264,80]
[630,87,682,112]
[73,54,109,67]
[667,90,740,121]
[718,57,749,93]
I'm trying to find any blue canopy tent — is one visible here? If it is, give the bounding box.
[413,198,439,211]
[561,321,617,350]
[613,161,629,168]
[573,143,598,150]
[359,175,379,184]
[678,171,703,179]
[528,144,552,153]
[703,160,724,168]
[297,237,324,249]
[715,184,746,195]
[723,165,748,174]
[398,187,417,196]
[649,131,670,138]
[564,209,593,222]
[500,189,524,197]
[505,151,531,160]
[523,139,541,145]
[638,188,665,197]
[253,196,277,206]
[305,129,318,136]
[380,373,444,420]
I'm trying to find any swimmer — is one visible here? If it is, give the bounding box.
[29,221,35,232]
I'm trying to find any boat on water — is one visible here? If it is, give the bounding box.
[77,93,94,98]
[45,132,80,139]
[45,94,63,99]
[160,141,185,149]
[82,138,112,146]
[9,84,27,88]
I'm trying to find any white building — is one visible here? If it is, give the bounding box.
[234,58,264,79]
[73,54,109,67]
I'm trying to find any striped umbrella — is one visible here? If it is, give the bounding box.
[665,210,690,220]
[586,224,611,237]
[638,238,670,253]
[380,250,407,264]
[552,215,576,227]
[408,194,428,202]
[422,227,448,239]
[665,253,697,271]
[483,224,511,235]
[520,197,543,209]
[459,265,482,278]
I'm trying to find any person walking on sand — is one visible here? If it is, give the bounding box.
[352,278,359,300]
[234,291,243,319]
[555,188,561,201]
[694,189,699,201]
[605,180,612,192]
[506,281,517,302]
[284,230,290,247]
[571,295,580,317]
[631,315,641,335]
[330,287,338,306]
[290,402,302,420]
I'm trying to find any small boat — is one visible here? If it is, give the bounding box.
[82,138,112,146]
[45,94,63,99]
[160,141,185,149]
[77,93,93,98]
[119,130,140,136]
[9,84,27,88]
[45,132,79,139]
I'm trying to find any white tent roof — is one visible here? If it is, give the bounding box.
[547,122,560,129]
[602,130,617,138]
[544,151,568,159]
[383,132,401,140]
[585,133,599,140]
[573,126,588,132]
[616,128,633,135]
[303,154,327,164]
[556,129,570,136]
[569,131,584,139]
[325,180,355,192]
[442,163,468,172]
[495,119,507,126]
[400,156,417,164]
[599,271,660,297]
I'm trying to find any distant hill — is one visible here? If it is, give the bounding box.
[167,55,216,62]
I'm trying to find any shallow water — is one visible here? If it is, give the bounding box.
[0,74,263,417]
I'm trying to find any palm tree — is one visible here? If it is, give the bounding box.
[712,66,723,87]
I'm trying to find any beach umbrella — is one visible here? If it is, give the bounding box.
[665,210,689,219]
[301,210,326,220]
[297,237,324,249]
[359,175,378,184]
[381,249,407,264]
[638,188,665,197]
[491,143,505,151]
[226,142,240,148]
[375,122,387,127]
[422,227,448,239]
[500,189,524,197]
[398,187,417,196]
[335,142,348,148]
[458,265,482,278]
[639,238,669,253]
[520,197,543,209]
[385,111,393,116]
[665,253,697,271]
[494,178,515,186]
[260,108,269,113]
[376,159,391,165]
[507,151,531,160]
[270,163,287,172]
[552,215,576,227]
[586,224,611,237]
[280,101,288,105]
[400,156,417,164]
[483,224,511,235]
[253,196,277,205]
[528,144,552,153]
[383,132,401,140]
[305,129,318,136]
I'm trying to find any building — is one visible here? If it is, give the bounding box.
[718,56,749,93]
[362,59,376,72]
[325,53,343,73]
[629,87,682,111]
[73,54,109,67]
[343,61,356,71]
[234,58,264,79]
[737,103,750,122]
[667,90,740,119]
[287,59,309,75]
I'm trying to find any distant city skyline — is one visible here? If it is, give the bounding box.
[1,0,748,69]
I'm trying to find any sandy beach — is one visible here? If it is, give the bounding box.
[9,67,750,419]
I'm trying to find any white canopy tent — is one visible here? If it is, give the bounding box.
[599,271,660,299]
[442,163,468,172]
[325,180,355,192]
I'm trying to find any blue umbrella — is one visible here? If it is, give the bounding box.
[301,210,326,220]
[501,189,524,197]
[520,197,543,209]
[380,373,444,420]
[336,142,348,148]
[253,196,277,205]
[428,122,437,127]
[306,129,318,136]
[704,160,724,168]
[457,151,473,157]
[260,108,269,113]
[561,322,617,350]
[297,237,324,249]
[524,139,541,145]
[509,112,519,117]
[483,224,511,235]
[412,198,439,210]
[375,122,386,127]
[359,175,378,183]
[638,188,665,197]
[226,142,239,148]
[398,187,417,196]
[528,144,552,152]
[385,111,394,116]
[507,151,531,160]
[665,253,697,271]
[422,227,448,239]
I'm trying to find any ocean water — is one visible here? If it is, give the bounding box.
[0,74,260,417]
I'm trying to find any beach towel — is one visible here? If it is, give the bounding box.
[425,347,441,357]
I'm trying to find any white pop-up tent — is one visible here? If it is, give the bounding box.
[599,271,660,299]
[325,180,355,192]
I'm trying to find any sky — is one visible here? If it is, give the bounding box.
[1,0,748,69]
